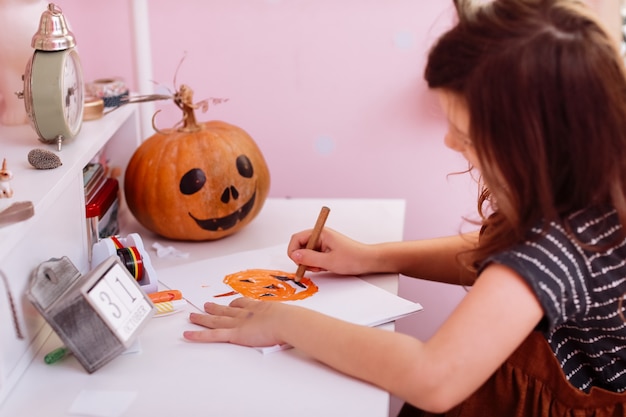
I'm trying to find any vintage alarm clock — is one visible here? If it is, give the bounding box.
[18,3,84,151]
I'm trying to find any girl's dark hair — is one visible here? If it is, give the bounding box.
[425,0,626,269]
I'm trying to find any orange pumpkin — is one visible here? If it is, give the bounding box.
[124,86,270,241]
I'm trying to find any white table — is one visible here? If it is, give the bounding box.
[0,198,405,417]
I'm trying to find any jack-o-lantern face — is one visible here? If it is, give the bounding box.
[217,269,318,301]
[179,155,257,232]
[124,120,271,241]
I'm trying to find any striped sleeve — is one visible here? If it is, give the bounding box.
[481,224,590,332]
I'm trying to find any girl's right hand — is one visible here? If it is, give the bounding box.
[287,228,377,276]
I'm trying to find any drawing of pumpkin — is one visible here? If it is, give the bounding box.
[219,269,318,301]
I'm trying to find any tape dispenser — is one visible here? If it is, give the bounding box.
[91,233,158,294]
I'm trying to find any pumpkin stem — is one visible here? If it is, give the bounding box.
[174,85,202,132]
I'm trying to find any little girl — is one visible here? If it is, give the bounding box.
[183,0,626,414]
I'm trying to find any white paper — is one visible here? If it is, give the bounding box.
[69,390,137,417]
[157,244,423,352]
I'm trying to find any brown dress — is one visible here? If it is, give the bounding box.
[397,331,626,417]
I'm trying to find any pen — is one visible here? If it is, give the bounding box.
[294,206,331,282]
[44,346,71,365]
[154,299,188,316]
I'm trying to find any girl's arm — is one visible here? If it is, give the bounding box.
[288,228,479,287]
[184,263,543,412]
[368,232,479,286]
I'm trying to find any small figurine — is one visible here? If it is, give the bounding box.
[0,158,14,198]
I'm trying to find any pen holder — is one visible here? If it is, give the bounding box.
[91,233,158,294]
[27,256,155,373]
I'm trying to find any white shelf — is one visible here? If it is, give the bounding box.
[0,106,140,405]
[0,105,139,261]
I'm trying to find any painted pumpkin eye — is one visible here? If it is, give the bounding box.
[236,155,253,178]
[179,168,206,195]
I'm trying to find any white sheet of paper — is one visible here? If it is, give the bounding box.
[69,390,137,417]
[157,244,423,353]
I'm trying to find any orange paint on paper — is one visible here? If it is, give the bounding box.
[215,269,318,301]
[214,290,238,298]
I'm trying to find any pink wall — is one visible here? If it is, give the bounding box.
[58,0,477,240]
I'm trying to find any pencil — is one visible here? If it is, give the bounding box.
[294,206,331,282]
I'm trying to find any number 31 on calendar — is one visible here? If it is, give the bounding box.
[87,262,154,343]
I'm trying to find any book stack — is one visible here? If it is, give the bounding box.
[84,162,120,262]
[83,162,106,204]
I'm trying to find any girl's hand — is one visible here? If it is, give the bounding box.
[287,228,375,276]
[183,298,286,347]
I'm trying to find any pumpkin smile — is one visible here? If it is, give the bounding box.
[188,189,257,231]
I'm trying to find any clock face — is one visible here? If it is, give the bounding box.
[63,51,83,134]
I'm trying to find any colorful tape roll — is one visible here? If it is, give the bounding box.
[111,236,144,281]
[86,77,129,108]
